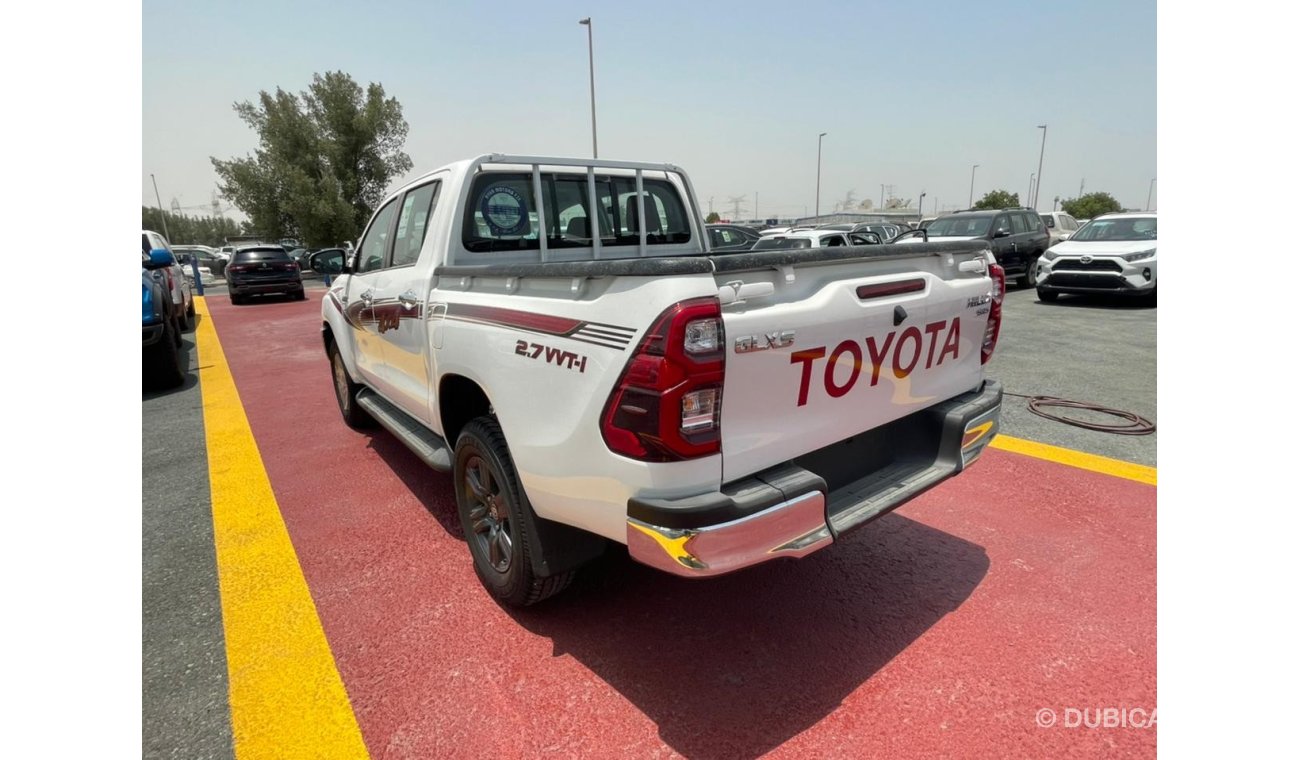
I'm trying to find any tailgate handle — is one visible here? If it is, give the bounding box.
[718,280,776,305]
[959,259,988,274]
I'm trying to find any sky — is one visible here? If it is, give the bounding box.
[142,0,1155,223]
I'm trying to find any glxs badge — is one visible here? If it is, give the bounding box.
[735,330,795,353]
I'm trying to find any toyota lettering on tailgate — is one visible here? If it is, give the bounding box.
[790,318,961,406]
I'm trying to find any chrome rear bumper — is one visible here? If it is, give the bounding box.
[626,380,1002,577]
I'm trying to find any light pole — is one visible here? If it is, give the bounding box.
[578,18,598,159]
[150,173,170,241]
[1033,124,1047,208]
[1054,196,1061,211]
[968,164,979,207]
[880,184,885,208]
[918,192,926,223]
[1147,178,1156,210]
[815,132,827,220]
[1028,173,1035,208]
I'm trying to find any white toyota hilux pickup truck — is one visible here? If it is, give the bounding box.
[311,154,1004,606]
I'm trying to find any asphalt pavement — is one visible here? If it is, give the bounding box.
[988,285,1156,466]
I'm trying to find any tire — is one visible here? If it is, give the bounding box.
[182,299,196,331]
[294,288,307,301]
[230,294,243,306]
[1017,257,1038,288]
[144,322,185,390]
[1037,288,1059,302]
[328,342,374,429]
[454,417,575,607]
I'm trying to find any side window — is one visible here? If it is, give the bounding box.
[1010,213,1029,234]
[993,215,1012,236]
[822,234,846,247]
[358,198,401,273]
[391,181,440,268]
[1063,215,1078,230]
[1024,213,1043,233]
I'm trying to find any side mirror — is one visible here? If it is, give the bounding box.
[145,248,176,269]
[309,249,347,275]
[993,229,1011,239]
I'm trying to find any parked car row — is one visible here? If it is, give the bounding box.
[707,208,1155,305]
[142,230,194,390]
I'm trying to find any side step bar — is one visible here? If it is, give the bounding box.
[355,389,452,472]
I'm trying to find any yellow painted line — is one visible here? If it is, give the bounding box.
[194,296,370,759]
[990,433,1156,486]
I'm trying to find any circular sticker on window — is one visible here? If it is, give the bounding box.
[480,185,528,235]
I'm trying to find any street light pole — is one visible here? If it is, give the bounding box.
[150,173,170,242]
[1034,124,1047,208]
[816,132,827,220]
[1147,178,1156,210]
[578,18,598,159]
[968,164,979,207]
[918,192,926,223]
[1028,173,1035,207]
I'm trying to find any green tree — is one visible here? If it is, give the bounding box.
[1060,192,1123,220]
[705,211,721,223]
[972,190,1020,210]
[211,71,413,247]
[142,207,244,247]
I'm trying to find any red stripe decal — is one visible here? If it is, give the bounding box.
[449,304,584,335]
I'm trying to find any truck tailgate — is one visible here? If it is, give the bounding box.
[715,243,995,482]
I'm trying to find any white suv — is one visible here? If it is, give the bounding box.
[1034,212,1156,303]
[1039,211,1082,247]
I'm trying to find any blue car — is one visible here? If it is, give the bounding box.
[142,256,186,390]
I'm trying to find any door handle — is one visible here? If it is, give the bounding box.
[358,290,373,306]
[398,290,420,308]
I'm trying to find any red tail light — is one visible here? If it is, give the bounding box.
[601,297,725,461]
[981,262,1005,365]
[226,264,249,274]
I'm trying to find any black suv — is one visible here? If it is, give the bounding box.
[226,246,306,304]
[917,208,1050,287]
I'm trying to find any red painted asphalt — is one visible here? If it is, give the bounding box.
[212,291,1155,759]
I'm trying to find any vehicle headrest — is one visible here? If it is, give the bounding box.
[565,216,590,238]
[625,195,662,234]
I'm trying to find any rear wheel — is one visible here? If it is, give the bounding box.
[329,342,374,429]
[182,299,196,331]
[1037,288,1059,302]
[454,417,574,607]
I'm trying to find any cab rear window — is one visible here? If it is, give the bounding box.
[462,172,692,254]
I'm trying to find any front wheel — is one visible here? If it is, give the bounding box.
[328,342,373,429]
[454,417,574,607]
[1037,287,1059,302]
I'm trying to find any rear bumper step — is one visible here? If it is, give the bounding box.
[627,380,1002,577]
